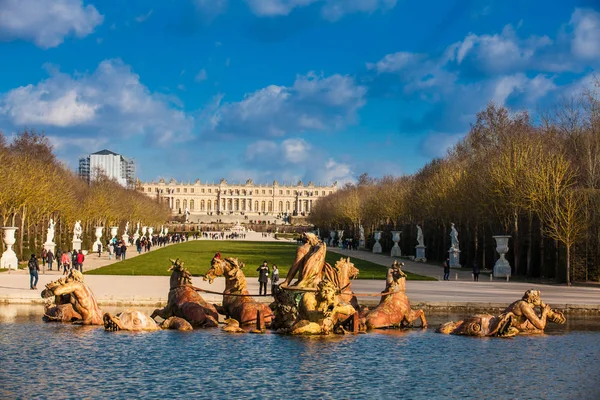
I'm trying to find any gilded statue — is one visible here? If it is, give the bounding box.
[437,289,566,337]
[41,269,103,325]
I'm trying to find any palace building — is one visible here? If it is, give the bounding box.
[137,178,338,217]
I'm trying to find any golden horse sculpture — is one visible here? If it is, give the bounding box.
[360,261,427,330]
[41,269,103,325]
[437,289,566,337]
[150,259,219,328]
[204,255,274,328]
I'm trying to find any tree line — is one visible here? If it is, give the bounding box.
[0,130,171,261]
[309,80,600,285]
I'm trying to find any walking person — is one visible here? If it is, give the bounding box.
[256,260,270,296]
[443,258,450,281]
[270,264,280,295]
[473,261,480,282]
[121,242,127,260]
[61,250,71,275]
[56,248,62,272]
[77,250,85,272]
[41,248,47,269]
[72,249,78,271]
[28,254,39,290]
[46,249,54,271]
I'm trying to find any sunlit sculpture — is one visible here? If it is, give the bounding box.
[104,310,192,331]
[360,261,427,330]
[41,269,103,325]
[204,255,274,327]
[150,259,219,328]
[437,289,566,337]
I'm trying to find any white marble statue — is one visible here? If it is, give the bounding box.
[417,225,424,247]
[46,218,55,244]
[135,222,140,235]
[185,207,190,223]
[124,221,129,234]
[359,225,365,242]
[450,223,459,249]
[73,220,82,241]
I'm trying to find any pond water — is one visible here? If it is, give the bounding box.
[1,306,599,400]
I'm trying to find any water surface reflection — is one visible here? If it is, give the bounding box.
[1,306,598,399]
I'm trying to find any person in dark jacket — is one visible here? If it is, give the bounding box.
[46,250,54,271]
[443,258,450,281]
[473,261,480,281]
[256,260,270,296]
[28,254,39,290]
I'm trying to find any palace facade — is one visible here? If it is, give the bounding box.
[137,178,338,216]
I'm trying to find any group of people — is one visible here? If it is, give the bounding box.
[28,249,85,290]
[256,260,279,296]
[106,239,128,261]
[442,258,481,281]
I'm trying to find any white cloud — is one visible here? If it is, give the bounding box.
[243,0,396,20]
[570,8,600,60]
[0,0,103,48]
[0,59,194,144]
[135,9,153,23]
[445,24,552,75]
[206,72,366,139]
[195,69,208,82]
[243,138,351,184]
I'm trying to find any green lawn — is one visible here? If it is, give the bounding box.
[87,240,434,280]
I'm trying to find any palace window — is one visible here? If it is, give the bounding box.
[176,199,180,210]
[286,201,290,211]
[177,188,180,193]
[262,190,265,194]
[184,188,187,193]
[147,188,151,192]
[183,200,187,210]
[279,190,283,195]
[208,189,212,193]
[190,200,194,210]
[202,189,205,193]
[268,201,273,212]
[254,201,259,211]
[261,201,266,212]
[286,190,290,195]
[200,200,205,211]
[269,190,272,194]
[191,188,194,193]
[329,191,332,194]
[278,201,283,211]
[207,200,212,211]
[322,191,325,195]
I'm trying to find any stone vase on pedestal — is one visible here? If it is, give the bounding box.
[415,245,426,262]
[390,231,402,257]
[110,226,118,243]
[1,227,19,270]
[493,235,512,278]
[372,231,382,254]
[93,227,104,253]
[449,248,461,268]
[122,233,130,245]
[337,230,344,248]
[329,230,336,246]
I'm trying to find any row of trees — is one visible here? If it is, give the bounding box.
[0,131,171,261]
[310,80,600,285]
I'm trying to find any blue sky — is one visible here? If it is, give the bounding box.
[0,0,598,185]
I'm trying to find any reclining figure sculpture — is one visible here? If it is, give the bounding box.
[41,269,103,325]
[104,310,193,331]
[437,289,566,337]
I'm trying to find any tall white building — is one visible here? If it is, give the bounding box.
[78,149,136,189]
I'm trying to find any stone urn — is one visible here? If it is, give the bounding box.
[93,226,104,253]
[372,231,382,254]
[110,226,118,242]
[390,231,402,257]
[329,230,336,246]
[493,235,512,278]
[142,226,147,238]
[1,227,19,270]
[337,230,344,248]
